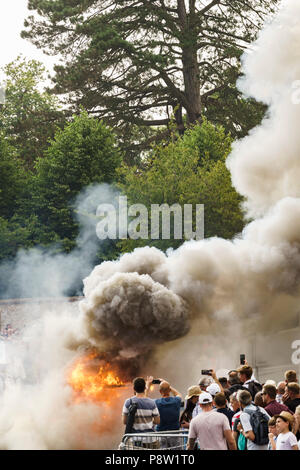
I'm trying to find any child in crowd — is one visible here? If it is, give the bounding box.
[269,411,298,450]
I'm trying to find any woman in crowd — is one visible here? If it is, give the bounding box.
[180,386,201,429]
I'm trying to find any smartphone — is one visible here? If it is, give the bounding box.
[240,354,246,365]
[152,379,161,384]
[201,369,212,376]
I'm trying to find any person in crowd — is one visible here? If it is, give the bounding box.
[237,365,262,400]
[122,376,160,447]
[199,376,214,392]
[155,380,182,432]
[180,386,202,429]
[267,416,279,450]
[262,384,292,416]
[214,392,234,427]
[219,377,229,388]
[187,392,237,450]
[254,391,265,408]
[264,379,277,387]
[269,411,298,450]
[294,404,300,443]
[230,392,241,427]
[227,370,247,396]
[276,381,286,404]
[193,370,223,418]
[154,379,182,449]
[218,377,231,401]
[237,389,270,450]
[284,370,298,384]
[284,382,300,413]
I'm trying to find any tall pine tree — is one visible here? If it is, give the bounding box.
[22,1,278,153]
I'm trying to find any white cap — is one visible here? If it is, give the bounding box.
[206,383,221,397]
[199,392,213,404]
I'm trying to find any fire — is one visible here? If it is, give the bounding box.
[68,352,125,402]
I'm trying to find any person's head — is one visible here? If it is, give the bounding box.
[276,412,294,433]
[228,370,240,386]
[237,365,253,384]
[133,377,146,394]
[185,385,202,405]
[262,384,277,405]
[199,376,213,391]
[229,392,240,412]
[268,416,279,437]
[213,392,227,409]
[264,380,277,388]
[218,377,229,389]
[277,381,286,395]
[159,381,171,397]
[286,382,300,400]
[198,392,213,411]
[206,382,221,398]
[237,389,252,410]
[284,370,297,384]
[254,391,264,408]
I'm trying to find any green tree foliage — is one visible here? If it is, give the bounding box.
[0,133,25,219]
[32,111,121,246]
[22,0,278,154]
[118,120,244,252]
[0,56,64,169]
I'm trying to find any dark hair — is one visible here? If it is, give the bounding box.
[133,377,146,393]
[180,398,196,424]
[263,384,277,400]
[214,392,227,407]
[228,371,240,385]
[218,377,228,388]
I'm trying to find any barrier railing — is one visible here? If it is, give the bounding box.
[119,430,189,450]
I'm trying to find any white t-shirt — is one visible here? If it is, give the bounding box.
[276,432,298,450]
[239,404,270,451]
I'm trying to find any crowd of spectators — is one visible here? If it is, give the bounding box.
[0,324,18,340]
[122,362,300,450]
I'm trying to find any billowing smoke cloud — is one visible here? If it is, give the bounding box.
[78,0,300,377]
[1,0,300,450]
[227,0,300,218]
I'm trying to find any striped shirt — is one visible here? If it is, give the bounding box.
[123,397,159,433]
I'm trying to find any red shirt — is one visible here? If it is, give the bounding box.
[265,400,293,417]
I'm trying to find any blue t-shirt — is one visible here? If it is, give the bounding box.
[155,396,181,431]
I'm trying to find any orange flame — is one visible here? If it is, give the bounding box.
[68,353,125,403]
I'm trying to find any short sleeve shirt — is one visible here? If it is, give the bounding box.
[276,432,298,450]
[188,410,230,450]
[239,405,270,450]
[123,397,159,433]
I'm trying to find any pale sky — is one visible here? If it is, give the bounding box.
[0,1,58,76]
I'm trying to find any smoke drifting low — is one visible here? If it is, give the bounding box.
[0,183,120,299]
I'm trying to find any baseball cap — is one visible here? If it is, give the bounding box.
[185,385,202,400]
[206,382,221,397]
[199,392,213,404]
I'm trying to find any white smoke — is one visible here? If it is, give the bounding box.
[1,0,300,449]
[227,0,300,218]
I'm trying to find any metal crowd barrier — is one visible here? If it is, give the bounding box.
[119,430,189,450]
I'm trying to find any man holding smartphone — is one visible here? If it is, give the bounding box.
[154,379,183,449]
